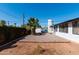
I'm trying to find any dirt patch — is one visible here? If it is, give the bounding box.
[0,42,79,55]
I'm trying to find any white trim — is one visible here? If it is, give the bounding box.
[68,22,73,34]
[55,32,79,43]
[57,25,59,32]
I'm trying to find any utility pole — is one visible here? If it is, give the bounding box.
[22,13,25,26]
[8,21,9,26]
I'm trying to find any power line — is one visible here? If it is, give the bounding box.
[0,9,18,20]
[0,9,27,26]
[0,9,19,26]
[22,13,26,25]
[8,21,9,26]
[5,20,16,26]
[23,13,25,25]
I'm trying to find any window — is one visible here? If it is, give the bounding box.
[72,21,79,35]
[59,23,68,33]
[54,25,57,32]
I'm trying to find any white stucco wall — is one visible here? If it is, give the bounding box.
[55,32,79,43]
[68,22,73,34]
[48,19,53,33]
[57,25,59,32]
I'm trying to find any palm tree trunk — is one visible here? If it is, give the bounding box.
[31,28,33,35]
[31,28,35,35]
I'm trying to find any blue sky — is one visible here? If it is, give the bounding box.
[0,3,79,26]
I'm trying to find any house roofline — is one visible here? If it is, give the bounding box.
[54,18,79,26]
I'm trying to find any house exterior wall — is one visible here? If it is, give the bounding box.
[72,21,79,35]
[55,21,79,43]
[57,25,59,32]
[68,22,73,34]
[59,23,68,33]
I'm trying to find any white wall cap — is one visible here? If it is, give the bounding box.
[48,19,52,21]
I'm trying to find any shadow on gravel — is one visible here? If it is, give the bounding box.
[18,41,71,43]
[0,35,27,51]
[0,45,17,51]
[34,33,47,36]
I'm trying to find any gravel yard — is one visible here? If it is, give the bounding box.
[0,33,79,55]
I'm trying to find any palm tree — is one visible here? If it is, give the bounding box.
[26,17,41,34]
[0,20,6,26]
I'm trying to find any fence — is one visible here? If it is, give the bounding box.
[0,26,30,45]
